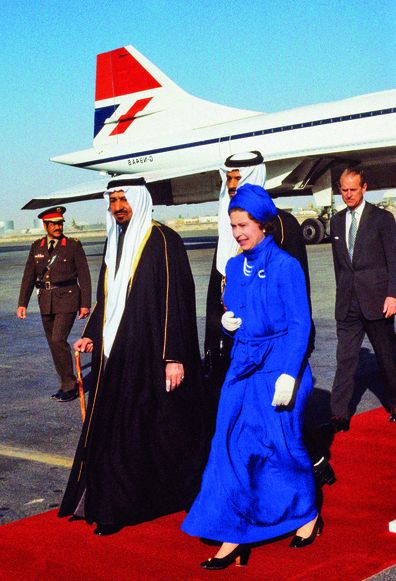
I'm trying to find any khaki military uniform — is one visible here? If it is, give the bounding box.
[18,235,91,392]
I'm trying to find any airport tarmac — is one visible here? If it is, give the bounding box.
[0,240,394,580]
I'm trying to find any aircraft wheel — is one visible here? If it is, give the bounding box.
[301,218,325,244]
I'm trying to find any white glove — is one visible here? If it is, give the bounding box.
[221,311,242,332]
[272,374,295,406]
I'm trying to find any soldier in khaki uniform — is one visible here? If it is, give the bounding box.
[17,207,92,402]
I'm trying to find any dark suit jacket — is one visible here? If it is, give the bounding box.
[330,202,396,321]
[18,236,92,315]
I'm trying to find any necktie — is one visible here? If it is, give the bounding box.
[115,228,125,275]
[348,210,357,259]
[48,240,55,255]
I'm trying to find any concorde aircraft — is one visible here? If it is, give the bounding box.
[23,45,396,243]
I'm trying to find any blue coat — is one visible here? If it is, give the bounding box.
[182,235,316,543]
[224,235,311,380]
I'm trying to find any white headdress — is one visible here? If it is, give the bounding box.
[103,175,153,357]
[216,151,266,275]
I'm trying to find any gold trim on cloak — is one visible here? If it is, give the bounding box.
[152,223,170,359]
[127,223,154,297]
[77,222,154,482]
[77,273,107,481]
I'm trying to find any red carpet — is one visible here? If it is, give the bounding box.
[0,408,395,581]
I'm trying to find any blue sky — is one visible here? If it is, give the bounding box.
[2,0,396,227]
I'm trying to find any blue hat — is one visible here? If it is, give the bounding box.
[229,183,278,222]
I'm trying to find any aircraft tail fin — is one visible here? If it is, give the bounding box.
[93,45,258,146]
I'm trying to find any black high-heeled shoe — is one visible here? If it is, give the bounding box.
[200,544,251,569]
[289,515,324,548]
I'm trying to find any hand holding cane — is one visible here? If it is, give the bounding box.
[74,350,86,422]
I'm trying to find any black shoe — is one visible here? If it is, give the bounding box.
[93,524,122,536]
[51,389,63,400]
[331,416,350,433]
[389,407,396,423]
[289,516,324,548]
[313,458,336,486]
[200,545,250,569]
[57,389,78,402]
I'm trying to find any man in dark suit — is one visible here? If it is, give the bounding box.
[17,207,91,402]
[330,168,396,430]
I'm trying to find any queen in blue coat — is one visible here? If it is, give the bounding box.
[182,184,320,569]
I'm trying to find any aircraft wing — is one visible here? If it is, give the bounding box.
[21,164,222,210]
[22,147,396,211]
[21,179,110,210]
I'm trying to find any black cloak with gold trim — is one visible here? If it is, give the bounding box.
[59,223,205,526]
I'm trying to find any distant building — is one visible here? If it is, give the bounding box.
[0,220,14,236]
[383,191,396,203]
[198,216,217,224]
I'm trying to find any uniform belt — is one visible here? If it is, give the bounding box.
[36,279,77,290]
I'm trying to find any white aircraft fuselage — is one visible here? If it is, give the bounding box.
[24,45,396,211]
[57,91,396,180]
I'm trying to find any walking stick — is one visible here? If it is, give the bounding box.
[74,350,86,422]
